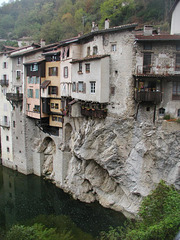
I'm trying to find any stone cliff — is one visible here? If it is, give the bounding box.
[62,117,180,218]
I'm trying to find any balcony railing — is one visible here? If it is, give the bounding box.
[0,120,10,128]
[135,65,180,76]
[6,93,23,102]
[135,90,162,103]
[0,80,9,87]
[81,108,107,118]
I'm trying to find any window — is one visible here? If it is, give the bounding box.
[35,77,40,84]
[3,74,7,81]
[6,136,9,141]
[27,89,33,98]
[35,89,39,98]
[78,81,83,92]
[49,86,58,95]
[51,55,59,61]
[178,109,180,117]
[159,108,165,116]
[62,48,66,59]
[30,63,38,72]
[16,71,21,80]
[172,81,180,100]
[55,103,59,109]
[52,116,57,121]
[17,57,21,65]
[67,48,70,57]
[175,54,180,71]
[51,103,54,109]
[79,62,82,72]
[3,62,7,68]
[111,44,117,52]
[78,81,86,93]
[64,67,68,78]
[90,81,96,93]
[27,104,30,111]
[72,82,76,92]
[176,44,180,51]
[7,147,10,153]
[34,105,40,112]
[13,121,15,128]
[87,47,90,56]
[4,116,8,124]
[49,67,58,76]
[93,46,98,55]
[85,63,90,73]
[144,43,152,50]
[143,53,151,74]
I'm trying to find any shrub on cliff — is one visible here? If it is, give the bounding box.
[100,181,180,240]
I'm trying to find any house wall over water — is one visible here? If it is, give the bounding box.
[0,17,180,218]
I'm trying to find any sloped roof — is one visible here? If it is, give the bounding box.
[71,54,110,63]
[24,57,45,65]
[135,34,180,42]
[41,80,51,89]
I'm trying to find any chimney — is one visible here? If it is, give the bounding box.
[40,39,46,47]
[91,22,95,32]
[105,18,110,29]
[143,25,153,36]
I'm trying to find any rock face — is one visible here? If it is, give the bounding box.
[63,117,180,218]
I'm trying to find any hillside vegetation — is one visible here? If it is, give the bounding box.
[0,0,175,44]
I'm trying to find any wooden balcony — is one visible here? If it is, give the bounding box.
[135,91,162,103]
[6,93,23,102]
[81,108,107,118]
[0,80,9,87]
[135,65,180,76]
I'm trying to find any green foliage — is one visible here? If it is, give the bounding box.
[0,40,18,51]
[6,223,72,240]
[164,114,171,120]
[0,0,173,43]
[99,181,180,240]
[25,214,94,240]
[100,0,135,27]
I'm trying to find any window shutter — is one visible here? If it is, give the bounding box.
[77,83,79,93]
[83,83,86,93]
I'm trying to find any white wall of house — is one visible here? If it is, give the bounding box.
[71,57,109,103]
[171,1,180,35]
[0,53,14,167]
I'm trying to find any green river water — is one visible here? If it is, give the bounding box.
[0,165,126,239]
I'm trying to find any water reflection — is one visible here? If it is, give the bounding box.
[0,165,126,238]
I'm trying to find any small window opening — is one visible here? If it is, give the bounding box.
[159,108,165,116]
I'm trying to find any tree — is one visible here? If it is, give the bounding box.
[100,181,180,240]
[100,0,135,27]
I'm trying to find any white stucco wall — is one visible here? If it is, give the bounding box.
[171,1,180,35]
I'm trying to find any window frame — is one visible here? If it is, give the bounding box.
[30,63,38,72]
[49,67,58,76]
[64,67,68,78]
[90,81,96,94]
[111,44,117,52]
[85,63,90,73]
[172,81,180,100]
[175,54,180,71]
[27,89,33,98]
[78,81,83,92]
